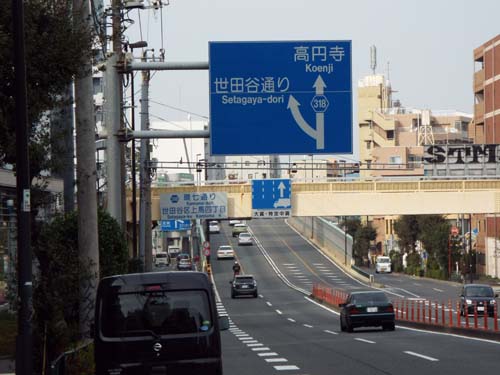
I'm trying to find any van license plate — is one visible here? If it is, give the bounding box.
[367,307,378,312]
[477,306,485,311]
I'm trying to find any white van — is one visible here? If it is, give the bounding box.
[375,256,392,273]
[154,252,170,267]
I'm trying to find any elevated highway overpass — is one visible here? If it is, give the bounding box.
[126,178,500,221]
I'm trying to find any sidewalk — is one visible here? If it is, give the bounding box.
[0,357,14,375]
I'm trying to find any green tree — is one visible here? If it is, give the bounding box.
[352,223,377,265]
[393,215,419,253]
[33,209,128,372]
[0,0,92,179]
[417,215,451,275]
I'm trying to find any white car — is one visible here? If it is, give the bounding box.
[375,256,392,273]
[229,219,241,226]
[217,245,235,259]
[238,232,253,246]
[209,220,220,233]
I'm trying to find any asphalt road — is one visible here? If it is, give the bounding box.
[211,219,500,375]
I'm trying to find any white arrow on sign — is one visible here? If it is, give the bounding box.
[278,181,286,198]
[287,75,326,150]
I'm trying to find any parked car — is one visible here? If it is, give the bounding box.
[217,245,235,260]
[339,291,395,332]
[238,232,253,246]
[375,256,392,273]
[460,284,498,317]
[229,219,241,226]
[230,275,258,298]
[154,252,170,267]
[232,223,247,237]
[209,220,220,234]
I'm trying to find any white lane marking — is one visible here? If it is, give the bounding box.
[283,263,296,266]
[235,333,249,337]
[242,340,258,344]
[239,336,253,340]
[287,318,296,323]
[247,343,264,347]
[324,330,338,335]
[295,276,309,278]
[404,351,439,362]
[413,283,422,286]
[266,301,273,307]
[274,365,300,370]
[266,358,288,363]
[313,263,324,265]
[259,294,264,298]
[303,324,313,328]
[305,296,340,316]
[355,338,376,344]
[276,309,283,315]
[258,352,278,357]
[433,288,444,292]
[251,346,270,350]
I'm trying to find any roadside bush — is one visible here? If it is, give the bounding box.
[404,252,422,276]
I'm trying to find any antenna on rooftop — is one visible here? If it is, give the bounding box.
[370,45,377,74]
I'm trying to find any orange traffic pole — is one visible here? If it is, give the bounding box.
[474,302,478,329]
[494,303,498,332]
[448,300,453,327]
[484,305,488,331]
[456,301,461,328]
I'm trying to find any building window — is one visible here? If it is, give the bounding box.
[248,174,253,179]
[389,156,401,165]
[386,130,394,140]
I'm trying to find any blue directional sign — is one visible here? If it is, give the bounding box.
[160,220,191,232]
[209,41,352,155]
[252,179,292,219]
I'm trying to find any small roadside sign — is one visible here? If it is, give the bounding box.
[203,247,211,257]
[203,241,210,249]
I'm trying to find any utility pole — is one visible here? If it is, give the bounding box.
[12,0,33,372]
[73,0,99,338]
[139,61,152,272]
[105,0,124,225]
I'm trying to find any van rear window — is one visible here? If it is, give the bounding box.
[100,290,212,337]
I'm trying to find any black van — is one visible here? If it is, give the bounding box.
[94,271,229,375]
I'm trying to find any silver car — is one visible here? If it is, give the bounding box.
[238,232,253,246]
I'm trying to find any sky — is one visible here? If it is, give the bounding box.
[123,0,500,162]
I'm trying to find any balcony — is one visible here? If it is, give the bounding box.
[474,69,485,93]
[474,103,484,124]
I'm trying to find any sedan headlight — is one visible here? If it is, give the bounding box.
[465,299,472,305]
[490,299,496,304]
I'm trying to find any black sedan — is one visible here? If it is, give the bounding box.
[460,284,498,317]
[339,291,395,332]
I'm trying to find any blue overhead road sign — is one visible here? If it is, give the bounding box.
[209,41,352,155]
[252,179,291,218]
[160,220,191,232]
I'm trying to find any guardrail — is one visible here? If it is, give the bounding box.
[351,265,374,283]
